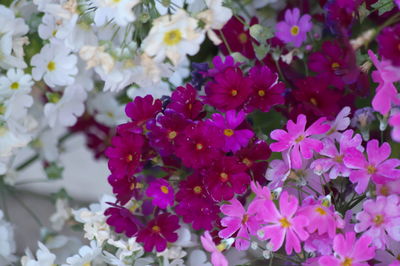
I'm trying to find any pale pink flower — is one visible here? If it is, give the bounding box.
[376,179,400,196]
[368,50,400,115]
[257,191,309,254]
[270,114,330,169]
[219,198,261,250]
[344,139,400,194]
[200,231,228,266]
[389,112,400,142]
[324,106,351,141]
[311,130,363,179]
[318,232,375,266]
[355,195,400,249]
[304,233,333,256]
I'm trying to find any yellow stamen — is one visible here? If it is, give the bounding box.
[310,97,318,106]
[294,135,305,143]
[341,257,353,266]
[242,158,252,167]
[220,172,229,182]
[290,25,300,36]
[258,90,265,97]
[168,131,177,139]
[196,143,204,151]
[367,165,376,174]
[163,29,182,46]
[238,33,248,44]
[373,214,384,226]
[224,129,234,137]
[160,185,169,194]
[279,217,291,228]
[152,225,161,233]
[193,186,202,194]
[231,89,238,96]
[331,62,340,70]
[10,82,19,90]
[47,61,56,71]
[315,207,327,215]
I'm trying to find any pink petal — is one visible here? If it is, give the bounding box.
[291,145,303,169]
[279,191,298,218]
[262,225,285,251]
[211,252,228,266]
[343,148,367,169]
[367,140,390,165]
[220,198,245,216]
[352,235,375,262]
[201,231,217,253]
[235,226,250,250]
[349,169,370,194]
[285,228,301,255]
[219,217,241,239]
[306,117,329,135]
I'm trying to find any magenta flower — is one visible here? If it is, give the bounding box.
[208,55,240,77]
[105,133,146,179]
[175,121,224,169]
[311,130,363,179]
[355,195,400,249]
[108,174,138,205]
[276,8,312,47]
[219,198,261,250]
[209,110,254,152]
[136,213,180,252]
[270,114,330,169]
[167,84,204,120]
[377,24,400,67]
[204,156,250,201]
[245,65,285,113]
[104,205,141,237]
[344,139,400,194]
[249,181,272,211]
[200,231,228,266]
[205,67,252,111]
[369,50,400,115]
[125,95,162,127]
[146,179,174,209]
[389,113,400,142]
[318,232,375,266]
[258,191,309,254]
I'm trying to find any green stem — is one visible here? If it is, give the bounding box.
[218,30,233,55]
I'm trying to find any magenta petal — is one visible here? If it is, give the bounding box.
[262,225,285,251]
[285,228,300,255]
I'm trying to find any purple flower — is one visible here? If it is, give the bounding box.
[209,110,254,152]
[276,8,312,47]
[146,179,174,209]
[270,114,330,169]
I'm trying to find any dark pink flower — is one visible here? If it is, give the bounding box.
[344,139,400,194]
[136,213,180,252]
[209,110,254,152]
[105,205,141,237]
[205,67,252,112]
[378,24,400,67]
[204,156,250,201]
[125,95,162,127]
[208,56,240,77]
[276,8,312,47]
[245,65,285,113]
[105,133,146,179]
[146,179,174,209]
[318,232,375,266]
[270,114,330,169]
[108,174,138,205]
[175,122,224,169]
[167,84,204,120]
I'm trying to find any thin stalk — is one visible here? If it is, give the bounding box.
[9,191,43,227]
[218,30,233,55]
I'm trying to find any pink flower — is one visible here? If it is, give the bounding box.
[318,232,375,266]
[276,8,312,47]
[200,231,228,266]
[325,106,351,141]
[146,179,174,209]
[311,130,363,179]
[355,195,400,249]
[368,50,400,115]
[209,110,254,152]
[270,114,330,169]
[389,113,400,142]
[344,139,400,194]
[219,198,261,250]
[125,95,162,127]
[258,191,309,254]
[304,233,333,256]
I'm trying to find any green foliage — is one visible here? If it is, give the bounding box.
[371,0,395,15]
[45,162,64,180]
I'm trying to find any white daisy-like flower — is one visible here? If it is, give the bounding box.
[0,68,33,97]
[104,238,144,265]
[197,0,233,45]
[38,13,59,40]
[169,56,189,87]
[50,198,72,231]
[0,120,31,158]
[0,210,16,265]
[0,93,33,121]
[45,235,82,265]
[43,84,87,128]
[93,0,140,26]
[21,242,56,266]
[96,60,140,92]
[141,9,205,65]
[127,81,170,100]
[31,42,78,87]
[63,240,103,266]
[88,93,126,127]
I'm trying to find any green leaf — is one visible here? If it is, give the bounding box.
[45,163,64,180]
[254,44,270,61]
[358,2,371,23]
[371,0,395,15]
[249,24,274,43]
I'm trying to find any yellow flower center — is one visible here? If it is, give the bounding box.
[220,172,229,182]
[367,164,376,174]
[83,262,91,266]
[125,154,133,162]
[193,186,202,194]
[196,143,204,151]
[231,89,238,96]
[163,29,182,46]
[0,126,7,137]
[168,131,177,139]
[238,33,248,44]
[0,104,5,115]
[380,185,390,196]
[10,82,19,90]
[295,135,305,143]
[258,90,265,97]
[315,207,327,215]
[279,217,291,228]
[160,185,169,194]
[310,97,318,106]
[290,25,300,36]
[341,257,353,266]
[152,225,161,233]
[331,62,340,70]
[242,158,252,167]
[224,129,234,137]
[216,242,226,252]
[242,214,249,224]
[373,214,384,226]
[334,155,344,163]
[47,61,56,71]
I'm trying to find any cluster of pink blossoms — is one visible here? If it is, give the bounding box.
[101,1,400,265]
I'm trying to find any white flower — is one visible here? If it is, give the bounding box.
[141,10,205,65]
[0,120,31,158]
[88,93,126,126]
[21,242,56,266]
[31,42,78,87]
[45,235,82,265]
[63,241,103,266]
[50,198,72,231]
[1,93,33,121]
[169,57,189,87]
[127,82,170,99]
[93,0,140,26]
[187,250,211,266]
[104,238,144,265]
[80,45,115,74]
[38,13,59,40]
[0,210,16,265]
[44,84,87,128]
[155,0,185,15]
[197,0,233,45]
[0,68,33,97]
[96,61,140,92]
